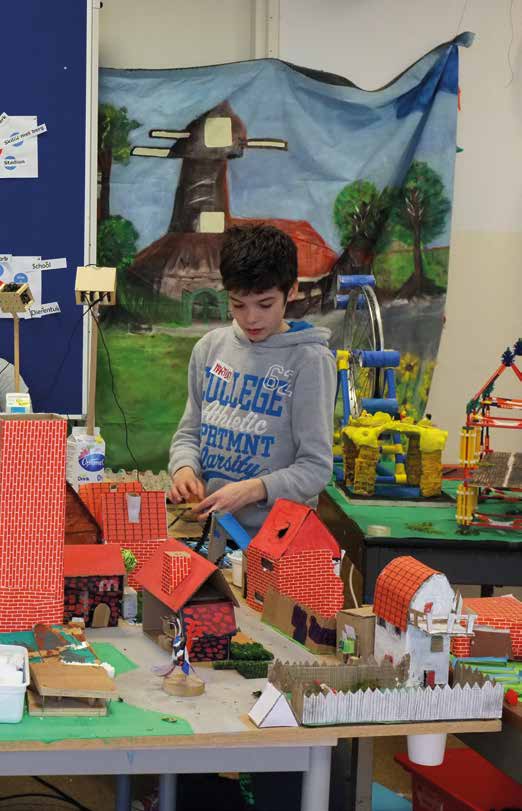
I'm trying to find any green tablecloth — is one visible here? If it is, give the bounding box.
[325,480,522,544]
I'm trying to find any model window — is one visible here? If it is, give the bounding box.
[431,635,443,652]
[254,591,264,604]
[261,557,274,572]
[394,626,401,637]
[377,617,386,628]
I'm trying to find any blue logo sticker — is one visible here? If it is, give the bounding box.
[79,452,105,472]
[0,266,4,277]
[10,132,23,148]
[13,273,28,284]
[4,155,17,171]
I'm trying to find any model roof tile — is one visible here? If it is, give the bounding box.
[64,544,126,577]
[101,491,167,545]
[374,556,440,632]
[249,498,340,560]
[135,538,238,613]
[78,481,143,527]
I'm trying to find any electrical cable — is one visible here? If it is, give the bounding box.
[455,0,470,36]
[349,562,359,609]
[32,776,93,811]
[91,310,141,482]
[36,297,103,405]
[0,794,85,809]
[505,0,515,87]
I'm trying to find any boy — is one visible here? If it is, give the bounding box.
[169,224,336,534]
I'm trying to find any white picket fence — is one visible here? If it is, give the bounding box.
[299,681,504,726]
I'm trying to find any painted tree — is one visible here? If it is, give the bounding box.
[392,160,450,298]
[98,104,140,220]
[325,180,395,309]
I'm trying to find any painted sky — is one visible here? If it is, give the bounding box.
[100,35,471,254]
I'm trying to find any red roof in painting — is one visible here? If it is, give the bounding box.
[249,498,340,561]
[231,217,336,281]
[135,538,238,613]
[181,601,236,638]
[373,556,440,632]
[64,544,126,577]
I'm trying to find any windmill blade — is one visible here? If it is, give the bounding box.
[150,130,191,140]
[131,146,172,158]
[246,138,288,150]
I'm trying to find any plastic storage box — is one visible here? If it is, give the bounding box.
[0,644,29,723]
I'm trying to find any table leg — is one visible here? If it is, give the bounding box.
[115,775,132,811]
[159,773,177,811]
[354,738,373,811]
[301,746,332,811]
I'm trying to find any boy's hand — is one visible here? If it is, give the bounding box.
[192,478,266,520]
[169,466,206,504]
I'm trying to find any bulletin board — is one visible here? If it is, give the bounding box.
[0,0,98,415]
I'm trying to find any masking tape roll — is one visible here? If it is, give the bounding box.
[366,524,391,537]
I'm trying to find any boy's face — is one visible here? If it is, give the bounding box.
[228,283,298,342]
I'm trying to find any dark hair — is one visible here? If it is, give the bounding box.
[220,224,298,297]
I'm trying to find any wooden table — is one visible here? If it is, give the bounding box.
[33,594,495,811]
[0,714,500,811]
[319,482,522,602]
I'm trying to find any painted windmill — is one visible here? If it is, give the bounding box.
[129,101,337,321]
[129,102,287,319]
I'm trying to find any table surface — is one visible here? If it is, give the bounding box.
[0,581,502,754]
[324,480,522,546]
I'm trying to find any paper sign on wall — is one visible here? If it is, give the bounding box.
[0,115,43,179]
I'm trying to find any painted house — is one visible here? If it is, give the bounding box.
[373,556,476,687]
[135,538,238,662]
[0,414,67,631]
[246,499,344,618]
[63,544,126,628]
[451,596,522,658]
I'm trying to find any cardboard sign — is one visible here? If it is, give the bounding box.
[262,588,337,654]
[336,605,376,660]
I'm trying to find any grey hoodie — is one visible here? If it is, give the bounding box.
[169,320,336,533]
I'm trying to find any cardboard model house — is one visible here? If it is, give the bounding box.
[65,483,102,545]
[135,539,238,662]
[246,499,344,617]
[451,595,522,659]
[79,482,167,589]
[373,556,476,687]
[63,544,126,628]
[0,414,67,631]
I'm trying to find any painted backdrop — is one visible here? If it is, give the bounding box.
[97,34,472,472]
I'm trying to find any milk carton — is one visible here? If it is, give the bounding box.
[66,426,105,491]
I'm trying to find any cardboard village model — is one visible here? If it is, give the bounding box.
[0,410,514,727]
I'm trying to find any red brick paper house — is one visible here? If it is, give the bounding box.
[79,483,167,589]
[451,596,522,658]
[63,544,126,628]
[0,415,67,631]
[373,556,476,687]
[246,499,344,617]
[135,538,238,662]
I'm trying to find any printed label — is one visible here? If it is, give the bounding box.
[0,113,9,127]
[28,301,61,318]
[2,123,47,147]
[31,258,67,271]
[210,359,234,382]
[79,452,105,473]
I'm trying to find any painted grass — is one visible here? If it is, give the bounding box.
[96,325,201,471]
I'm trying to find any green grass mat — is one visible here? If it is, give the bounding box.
[90,642,139,675]
[326,480,522,543]
[0,701,192,743]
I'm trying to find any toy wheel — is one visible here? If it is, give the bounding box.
[342,285,384,414]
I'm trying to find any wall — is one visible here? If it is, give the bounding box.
[100,0,521,460]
